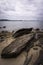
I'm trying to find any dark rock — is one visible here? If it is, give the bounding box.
[36,33,43,39]
[35,28,40,31]
[13,28,33,38]
[3,26,6,28]
[1,33,34,58]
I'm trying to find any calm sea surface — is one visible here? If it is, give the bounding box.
[0,20,43,31]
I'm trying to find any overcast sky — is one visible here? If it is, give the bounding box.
[0,0,43,20]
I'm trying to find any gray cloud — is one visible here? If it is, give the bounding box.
[0,0,43,20]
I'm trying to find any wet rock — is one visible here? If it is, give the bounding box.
[1,33,34,58]
[13,28,33,38]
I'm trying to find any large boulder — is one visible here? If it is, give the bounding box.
[13,28,33,38]
[1,33,34,58]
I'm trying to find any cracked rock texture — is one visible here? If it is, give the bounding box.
[0,28,43,65]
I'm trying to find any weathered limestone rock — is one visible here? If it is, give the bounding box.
[28,46,42,65]
[0,37,15,55]
[23,46,42,65]
[1,33,34,58]
[13,28,33,38]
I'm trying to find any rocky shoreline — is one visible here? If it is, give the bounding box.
[0,28,43,65]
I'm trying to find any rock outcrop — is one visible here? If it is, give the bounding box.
[1,33,34,58]
[1,28,43,65]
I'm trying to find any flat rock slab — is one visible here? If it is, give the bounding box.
[1,33,34,58]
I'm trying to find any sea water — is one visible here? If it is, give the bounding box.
[0,20,43,32]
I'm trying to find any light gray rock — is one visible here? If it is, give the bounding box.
[23,46,42,65]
